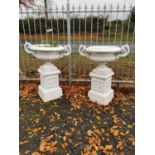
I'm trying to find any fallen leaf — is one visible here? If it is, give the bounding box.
[34,118,39,124]
[31,152,41,155]
[117,141,124,150]
[50,146,57,153]
[96,116,101,120]
[40,108,46,115]
[110,128,119,136]
[105,144,113,151]
[101,128,105,133]
[87,129,93,136]
[20,140,28,145]
[63,136,67,142]
[39,140,47,152]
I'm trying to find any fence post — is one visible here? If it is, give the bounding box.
[67,0,72,84]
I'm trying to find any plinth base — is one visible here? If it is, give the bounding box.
[88,64,114,105]
[88,89,114,105]
[38,85,62,102]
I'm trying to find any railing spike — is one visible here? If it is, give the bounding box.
[72,4,75,11]
[62,4,64,11]
[55,5,58,11]
[117,4,120,10]
[123,3,126,9]
[104,4,107,10]
[78,4,81,10]
[91,4,94,11]
[130,3,133,10]
[97,4,100,11]
[110,4,113,10]
[84,4,87,10]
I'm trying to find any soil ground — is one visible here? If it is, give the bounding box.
[19,82,135,155]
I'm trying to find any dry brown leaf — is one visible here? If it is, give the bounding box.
[46,134,54,140]
[117,141,124,150]
[31,152,41,155]
[40,108,46,115]
[91,151,98,155]
[110,128,119,136]
[104,144,113,151]
[50,146,57,153]
[89,139,95,145]
[128,125,133,128]
[39,140,47,152]
[20,140,28,145]
[94,129,101,135]
[101,128,105,133]
[63,136,67,142]
[34,118,39,124]
[96,116,101,120]
[87,129,93,136]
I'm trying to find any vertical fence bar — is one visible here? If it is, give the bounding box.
[20,7,26,42]
[96,5,100,45]
[84,4,87,77]
[78,5,81,46]
[84,4,87,45]
[44,7,49,44]
[26,8,32,42]
[20,6,31,77]
[102,4,106,44]
[90,4,94,45]
[56,5,60,44]
[38,6,43,43]
[126,4,132,43]
[67,0,72,83]
[108,4,112,44]
[62,5,66,45]
[72,5,75,49]
[114,4,119,45]
[27,8,37,75]
[33,8,37,44]
[78,4,81,78]
[19,34,26,75]
[120,4,126,45]
[49,3,54,45]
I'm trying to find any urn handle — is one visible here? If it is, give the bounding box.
[79,45,89,58]
[116,44,130,59]
[24,41,34,54]
[61,45,71,57]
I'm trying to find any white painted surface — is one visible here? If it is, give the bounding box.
[79,44,130,105]
[24,41,71,102]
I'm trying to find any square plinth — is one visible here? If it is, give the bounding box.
[38,85,62,102]
[88,89,114,105]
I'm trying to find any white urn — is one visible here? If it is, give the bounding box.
[79,44,130,105]
[24,41,71,102]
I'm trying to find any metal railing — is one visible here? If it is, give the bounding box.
[19,2,135,84]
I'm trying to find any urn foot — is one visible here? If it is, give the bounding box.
[38,85,62,102]
[88,89,114,105]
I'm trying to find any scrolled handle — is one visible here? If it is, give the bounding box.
[79,45,89,58]
[116,44,130,59]
[24,41,33,54]
[61,45,71,57]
